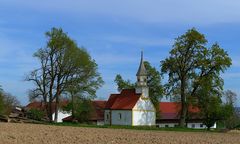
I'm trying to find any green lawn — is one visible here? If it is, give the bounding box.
[49,122,219,133]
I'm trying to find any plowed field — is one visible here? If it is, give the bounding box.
[0,123,239,144]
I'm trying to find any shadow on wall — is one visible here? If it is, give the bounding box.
[135,111,155,126]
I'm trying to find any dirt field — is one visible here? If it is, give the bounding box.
[0,123,239,144]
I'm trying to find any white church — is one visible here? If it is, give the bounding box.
[104,52,156,126]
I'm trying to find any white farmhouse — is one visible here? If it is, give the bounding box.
[104,52,156,126]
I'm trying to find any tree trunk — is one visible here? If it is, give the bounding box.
[71,92,75,121]
[54,89,60,123]
[179,77,187,127]
[48,101,53,122]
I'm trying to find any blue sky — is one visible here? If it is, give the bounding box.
[0,0,239,106]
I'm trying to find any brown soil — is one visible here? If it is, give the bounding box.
[0,123,239,144]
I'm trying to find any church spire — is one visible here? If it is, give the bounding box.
[136,51,147,76]
[135,51,149,97]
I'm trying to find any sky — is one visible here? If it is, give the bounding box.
[0,0,239,106]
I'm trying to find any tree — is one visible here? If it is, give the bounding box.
[161,28,232,127]
[0,86,19,115]
[26,27,103,122]
[114,74,134,91]
[0,86,4,114]
[66,50,104,120]
[224,90,237,106]
[222,90,239,129]
[114,61,163,115]
[2,92,20,115]
[196,76,223,130]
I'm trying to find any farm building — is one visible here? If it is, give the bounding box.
[25,100,106,124]
[157,102,216,129]
[25,101,71,123]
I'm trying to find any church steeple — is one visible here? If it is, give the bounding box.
[136,51,147,76]
[135,51,149,98]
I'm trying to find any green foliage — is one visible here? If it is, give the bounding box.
[221,90,240,129]
[67,99,94,123]
[0,88,4,114]
[75,100,94,123]
[51,122,215,132]
[27,27,103,122]
[144,61,163,117]
[0,85,19,115]
[114,61,163,115]
[114,74,135,91]
[27,109,45,121]
[161,28,232,127]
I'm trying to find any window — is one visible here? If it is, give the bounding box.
[200,124,204,128]
[119,113,122,120]
[106,114,109,120]
[174,124,178,127]
[191,124,195,128]
[165,125,169,128]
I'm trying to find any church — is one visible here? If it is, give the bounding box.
[104,52,156,126]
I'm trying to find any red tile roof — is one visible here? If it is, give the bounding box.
[89,101,107,120]
[105,94,119,109]
[26,100,71,115]
[105,89,141,110]
[159,102,200,120]
[26,101,45,110]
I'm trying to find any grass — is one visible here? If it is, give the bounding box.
[49,122,219,133]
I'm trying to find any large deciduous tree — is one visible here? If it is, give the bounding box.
[0,86,20,115]
[161,28,232,127]
[114,61,163,115]
[26,27,103,122]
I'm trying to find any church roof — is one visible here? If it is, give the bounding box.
[105,89,141,110]
[136,51,147,76]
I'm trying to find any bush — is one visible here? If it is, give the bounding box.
[27,109,44,121]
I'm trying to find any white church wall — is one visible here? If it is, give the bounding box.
[132,110,155,126]
[132,97,156,126]
[133,98,155,111]
[111,110,132,125]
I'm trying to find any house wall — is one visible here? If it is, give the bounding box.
[97,120,104,126]
[158,123,178,128]
[187,122,217,129]
[104,110,111,125]
[52,110,71,123]
[156,122,217,129]
[111,110,132,125]
[132,97,156,126]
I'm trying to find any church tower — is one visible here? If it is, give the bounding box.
[135,51,149,98]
